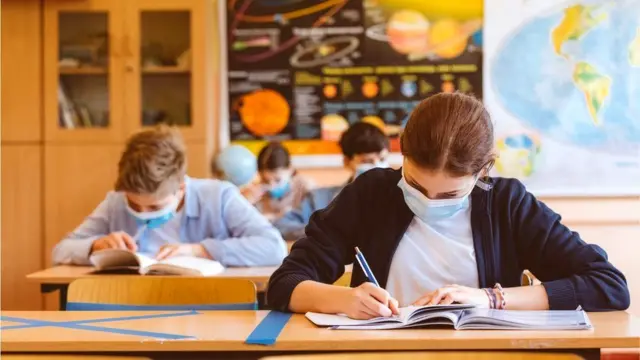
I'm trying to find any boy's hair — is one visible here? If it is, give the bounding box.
[400,92,495,177]
[257,142,291,171]
[115,125,187,197]
[339,122,389,159]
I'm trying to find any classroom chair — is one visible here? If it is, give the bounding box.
[66,277,257,311]
[261,352,583,360]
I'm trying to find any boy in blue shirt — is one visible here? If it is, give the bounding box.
[53,126,287,267]
[274,122,390,239]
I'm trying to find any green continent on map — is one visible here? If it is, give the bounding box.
[629,28,640,66]
[572,62,611,126]
[551,4,607,57]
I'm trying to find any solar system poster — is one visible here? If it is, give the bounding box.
[224,0,483,162]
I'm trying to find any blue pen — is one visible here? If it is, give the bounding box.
[354,246,379,287]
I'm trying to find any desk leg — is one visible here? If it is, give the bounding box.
[40,284,69,310]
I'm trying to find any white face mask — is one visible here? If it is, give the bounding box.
[354,161,389,177]
[397,173,476,222]
[126,196,180,228]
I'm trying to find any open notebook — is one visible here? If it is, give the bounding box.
[306,305,592,330]
[89,249,225,276]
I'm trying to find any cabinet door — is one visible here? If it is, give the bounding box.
[43,0,125,143]
[124,0,208,142]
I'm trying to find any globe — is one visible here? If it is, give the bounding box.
[490,2,640,156]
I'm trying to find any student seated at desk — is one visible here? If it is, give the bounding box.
[267,93,630,318]
[52,126,287,267]
[274,122,390,239]
[243,142,314,222]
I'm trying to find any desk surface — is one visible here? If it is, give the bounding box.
[26,265,353,292]
[1,311,639,353]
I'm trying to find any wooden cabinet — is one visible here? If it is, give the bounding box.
[124,0,207,142]
[1,0,42,142]
[43,145,123,265]
[1,145,44,310]
[43,0,209,143]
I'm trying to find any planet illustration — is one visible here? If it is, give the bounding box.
[367,10,482,61]
[236,89,290,137]
[386,10,430,55]
[321,114,349,141]
[323,84,338,99]
[495,133,541,178]
[361,116,386,132]
[428,19,470,59]
[441,81,455,93]
[362,81,379,98]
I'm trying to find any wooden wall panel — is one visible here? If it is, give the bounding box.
[44,145,123,267]
[1,0,42,142]
[1,145,44,310]
[186,142,208,178]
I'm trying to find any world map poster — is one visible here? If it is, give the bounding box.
[485,0,640,195]
[223,0,483,163]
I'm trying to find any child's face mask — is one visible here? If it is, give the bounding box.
[126,192,181,229]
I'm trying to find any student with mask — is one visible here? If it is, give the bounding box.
[52,126,287,267]
[244,142,314,222]
[267,93,629,318]
[274,122,390,239]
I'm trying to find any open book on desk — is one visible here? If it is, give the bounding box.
[89,249,224,276]
[306,305,592,330]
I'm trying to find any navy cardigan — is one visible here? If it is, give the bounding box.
[267,168,630,312]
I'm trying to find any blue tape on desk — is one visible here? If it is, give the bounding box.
[0,311,199,339]
[1,310,199,330]
[66,302,258,311]
[245,311,293,346]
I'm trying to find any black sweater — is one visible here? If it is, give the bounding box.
[267,168,630,312]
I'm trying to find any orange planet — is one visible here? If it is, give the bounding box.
[441,81,455,93]
[238,89,290,136]
[362,82,379,98]
[323,84,338,99]
[386,10,430,55]
[362,116,386,132]
[428,18,476,59]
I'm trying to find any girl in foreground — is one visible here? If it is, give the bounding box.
[267,93,629,318]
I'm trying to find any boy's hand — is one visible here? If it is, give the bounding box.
[91,232,138,253]
[155,244,211,260]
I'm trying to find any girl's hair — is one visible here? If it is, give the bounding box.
[257,142,291,171]
[400,92,495,177]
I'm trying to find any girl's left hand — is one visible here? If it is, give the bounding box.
[412,284,491,308]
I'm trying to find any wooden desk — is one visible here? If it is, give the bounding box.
[1,311,638,359]
[26,265,353,310]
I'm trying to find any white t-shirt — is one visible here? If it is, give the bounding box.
[385,200,479,307]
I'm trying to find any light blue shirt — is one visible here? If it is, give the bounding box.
[52,177,288,267]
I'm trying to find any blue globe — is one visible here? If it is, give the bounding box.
[490,2,640,156]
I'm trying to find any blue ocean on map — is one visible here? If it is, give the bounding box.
[491,2,640,156]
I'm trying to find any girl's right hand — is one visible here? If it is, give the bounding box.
[336,282,400,320]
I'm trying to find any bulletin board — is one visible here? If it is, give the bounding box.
[220,0,483,167]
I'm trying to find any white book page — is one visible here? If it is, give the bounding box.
[134,253,158,270]
[142,256,224,276]
[305,312,402,327]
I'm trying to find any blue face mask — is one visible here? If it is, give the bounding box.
[355,161,389,178]
[268,181,291,200]
[126,197,179,229]
[397,174,475,223]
